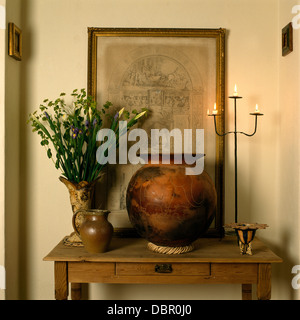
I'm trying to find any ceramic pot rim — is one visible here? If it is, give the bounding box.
[77,209,110,216]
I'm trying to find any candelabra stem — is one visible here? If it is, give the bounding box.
[234,99,238,223]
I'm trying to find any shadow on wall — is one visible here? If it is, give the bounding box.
[262,230,298,300]
[17,0,30,300]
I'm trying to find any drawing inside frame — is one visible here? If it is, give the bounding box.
[88,28,226,237]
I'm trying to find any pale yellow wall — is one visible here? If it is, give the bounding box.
[272,0,300,300]
[0,0,6,301]
[4,0,299,299]
[5,0,22,300]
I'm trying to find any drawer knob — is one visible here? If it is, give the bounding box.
[155,264,173,273]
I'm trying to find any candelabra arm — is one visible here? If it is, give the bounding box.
[239,115,258,137]
[213,115,234,137]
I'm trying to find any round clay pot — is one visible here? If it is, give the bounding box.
[72,209,113,254]
[126,154,217,248]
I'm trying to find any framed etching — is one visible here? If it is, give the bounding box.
[88,28,226,237]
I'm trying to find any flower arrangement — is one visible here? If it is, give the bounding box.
[28,89,147,184]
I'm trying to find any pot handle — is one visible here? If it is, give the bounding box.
[72,209,85,236]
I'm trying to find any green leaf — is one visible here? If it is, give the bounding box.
[47,148,52,158]
[103,101,112,109]
[123,111,130,119]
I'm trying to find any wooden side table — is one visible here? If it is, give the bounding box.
[43,236,282,300]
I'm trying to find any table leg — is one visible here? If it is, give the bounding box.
[71,283,82,300]
[242,284,252,300]
[257,263,271,300]
[54,261,68,300]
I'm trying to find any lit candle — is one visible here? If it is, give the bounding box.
[233,84,238,96]
[212,103,218,115]
[255,104,260,113]
[207,109,210,115]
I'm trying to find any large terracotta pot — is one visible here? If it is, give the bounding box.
[126,155,217,253]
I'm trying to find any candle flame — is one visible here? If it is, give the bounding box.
[233,84,238,96]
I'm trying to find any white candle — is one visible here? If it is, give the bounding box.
[255,104,260,113]
[233,84,238,96]
[207,109,210,115]
[212,103,218,114]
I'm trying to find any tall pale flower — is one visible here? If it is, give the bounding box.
[89,107,93,122]
[134,110,147,120]
[118,107,125,117]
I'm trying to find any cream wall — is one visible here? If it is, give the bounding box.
[5,0,22,300]
[0,0,6,301]
[5,0,300,299]
[274,0,300,300]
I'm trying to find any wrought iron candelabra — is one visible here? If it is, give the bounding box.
[208,92,264,223]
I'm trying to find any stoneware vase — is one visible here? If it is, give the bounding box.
[72,209,113,254]
[59,176,99,246]
[126,154,217,254]
[224,223,269,255]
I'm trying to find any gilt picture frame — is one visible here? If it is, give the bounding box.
[282,22,293,57]
[8,22,22,61]
[87,27,226,237]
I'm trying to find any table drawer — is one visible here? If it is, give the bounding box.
[68,262,115,282]
[116,262,210,276]
[211,263,258,283]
